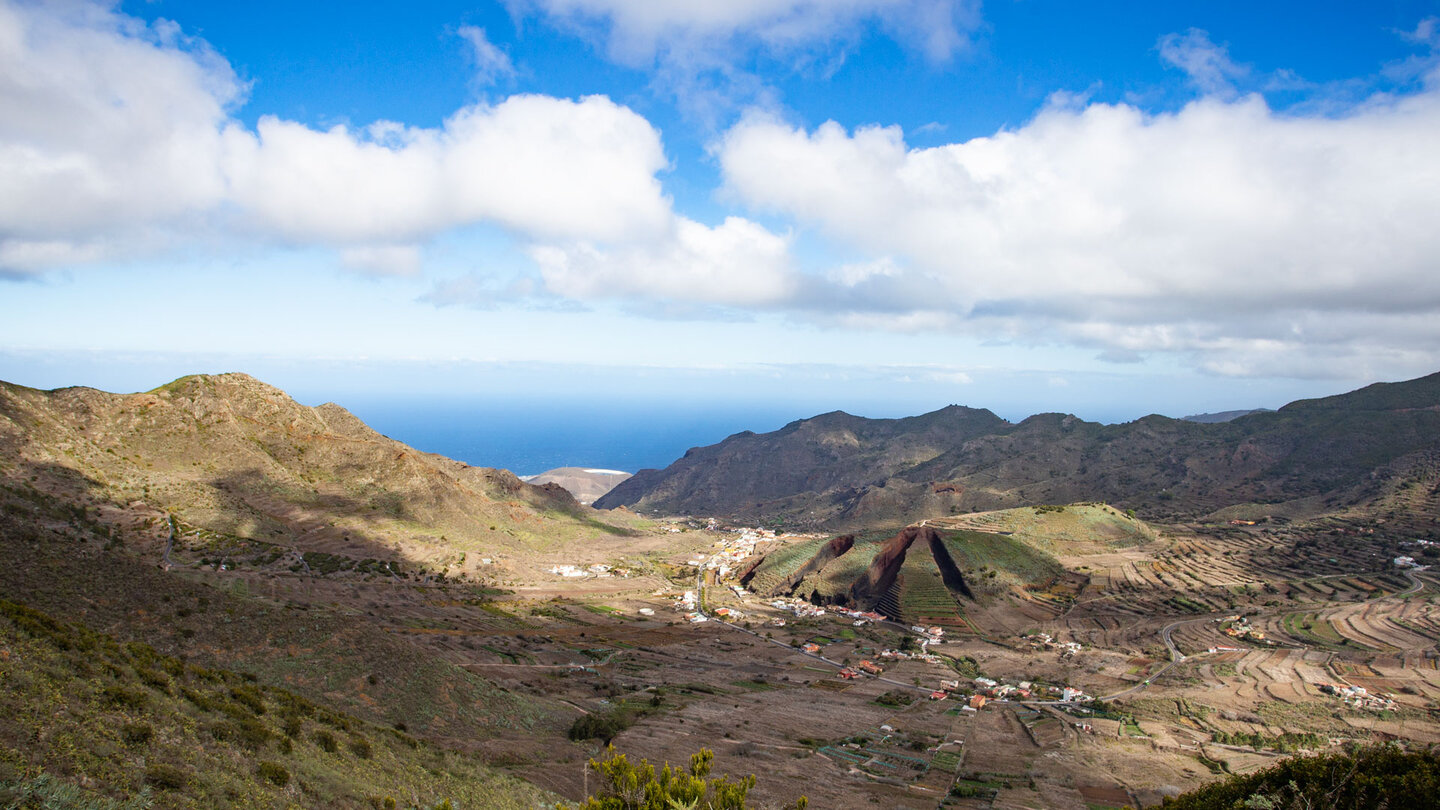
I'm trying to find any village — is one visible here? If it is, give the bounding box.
[649,525,1099,709]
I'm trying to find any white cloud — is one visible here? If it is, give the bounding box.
[0,0,238,260]
[530,216,798,308]
[457,25,515,85]
[0,1,678,278]
[717,66,1440,376]
[508,0,981,117]
[225,95,672,245]
[1158,28,1248,97]
[1400,17,1439,48]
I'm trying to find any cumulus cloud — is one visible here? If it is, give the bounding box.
[0,1,799,313]
[508,0,981,116]
[717,63,1440,376]
[0,0,701,281]
[225,95,673,245]
[0,0,240,268]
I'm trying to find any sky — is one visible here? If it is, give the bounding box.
[3,0,1440,429]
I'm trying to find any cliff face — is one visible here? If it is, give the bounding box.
[849,527,925,609]
[598,372,1440,529]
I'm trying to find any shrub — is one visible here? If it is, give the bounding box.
[121,723,154,746]
[567,709,636,742]
[559,747,809,810]
[208,718,272,750]
[257,761,289,787]
[314,730,339,753]
[135,667,172,694]
[1160,744,1440,809]
[144,764,188,791]
[349,736,373,759]
[875,689,915,707]
[100,684,148,710]
[230,685,266,715]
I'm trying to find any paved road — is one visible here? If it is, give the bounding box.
[1398,569,1428,598]
[1096,615,1213,701]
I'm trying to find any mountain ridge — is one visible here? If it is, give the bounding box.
[596,371,1440,530]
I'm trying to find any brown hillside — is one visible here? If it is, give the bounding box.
[0,373,641,580]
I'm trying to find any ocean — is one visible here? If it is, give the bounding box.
[344,399,806,477]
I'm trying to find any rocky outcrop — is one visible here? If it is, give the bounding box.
[849,527,919,610]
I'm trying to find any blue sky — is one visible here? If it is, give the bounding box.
[3,0,1440,427]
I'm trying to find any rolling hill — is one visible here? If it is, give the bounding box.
[0,373,643,578]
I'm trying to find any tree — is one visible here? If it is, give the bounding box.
[561,747,807,810]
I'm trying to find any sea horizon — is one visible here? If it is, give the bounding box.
[343,399,811,478]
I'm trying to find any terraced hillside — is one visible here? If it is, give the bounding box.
[740,506,1105,624]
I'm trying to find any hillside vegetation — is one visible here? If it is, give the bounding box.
[1159,745,1440,810]
[0,373,645,580]
[0,475,563,743]
[0,598,555,809]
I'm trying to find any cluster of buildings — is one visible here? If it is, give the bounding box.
[909,624,946,642]
[1395,539,1434,569]
[1022,632,1084,658]
[1220,615,1267,642]
[548,563,628,579]
[878,647,943,664]
[852,673,1099,709]
[828,605,886,625]
[669,589,708,622]
[965,676,1090,704]
[688,528,777,579]
[769,598,828,619]
[1317,682,1397,712]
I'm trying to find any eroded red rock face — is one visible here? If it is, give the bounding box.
[757,526,973,618]
[849,526,929,609]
